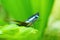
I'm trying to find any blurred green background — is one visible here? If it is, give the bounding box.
[0,0,57,40]
[1,0,54,29]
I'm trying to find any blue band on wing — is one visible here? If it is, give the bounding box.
[25,12,39,23]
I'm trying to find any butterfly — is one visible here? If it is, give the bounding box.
[4,12,39,27]
[14,12,39,27]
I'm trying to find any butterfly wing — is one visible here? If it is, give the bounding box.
[25,12,39,23]
[14,12,39,26]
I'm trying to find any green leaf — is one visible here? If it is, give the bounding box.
[0,24,39,40]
